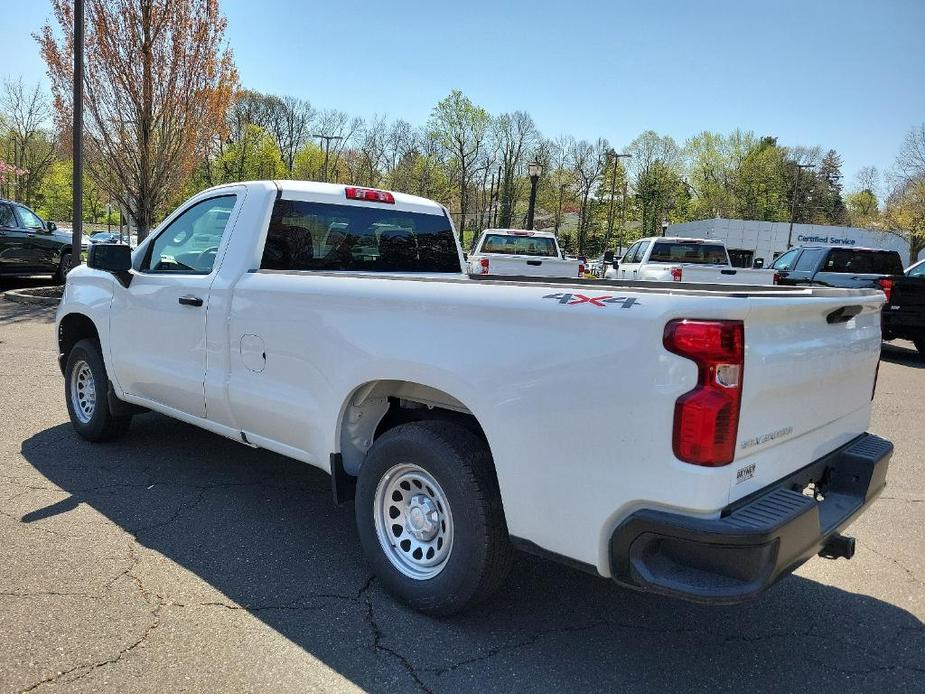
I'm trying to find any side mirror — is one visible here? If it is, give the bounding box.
[753,258,764,269]
[87,243,133,287]
[603,250,615,263]
[46,221,57,232]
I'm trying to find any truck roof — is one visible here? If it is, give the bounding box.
[793,244,897,253]
[639,236,727,245]
[479,228,558,239]
[200,180,448,216]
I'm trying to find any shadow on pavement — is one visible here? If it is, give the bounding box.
[881,341,924,369]
[19,416,925,692]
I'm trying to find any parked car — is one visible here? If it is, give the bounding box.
[0,199,88,283]
[604,237,778,285]
[772,245,925,354]
[468,228,584,278]
[57,180,891,614]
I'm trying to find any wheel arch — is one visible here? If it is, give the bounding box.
[57,312,100,375]
[336,379,491,478]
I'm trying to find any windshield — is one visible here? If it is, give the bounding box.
[648,242,728,264]
[480,234,558,257]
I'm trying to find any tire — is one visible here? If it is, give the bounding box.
[64,338,132,441]
[355,420,513,616]
[53,252,72,284]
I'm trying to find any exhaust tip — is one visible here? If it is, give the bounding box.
[819,534,856,560]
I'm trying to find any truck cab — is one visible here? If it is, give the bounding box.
[467,229,584,278]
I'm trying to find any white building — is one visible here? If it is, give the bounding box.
[667,218,910,268]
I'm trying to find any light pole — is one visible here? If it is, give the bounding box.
[72,0,84,268]
[604,151,632,252]
[786,163,815,249]
[525,160,543,230]
[312,133,344,182]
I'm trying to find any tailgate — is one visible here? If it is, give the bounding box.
[888,276,925,329]
[729,291,884,500]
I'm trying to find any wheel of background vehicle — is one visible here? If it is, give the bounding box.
[355,420,513,616]
[53,252,72,284]
[914,338,925,356]
[64,338,132,441]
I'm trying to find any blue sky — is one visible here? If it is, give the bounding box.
[4,0,924,186]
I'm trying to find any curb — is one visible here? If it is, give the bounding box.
[3,289,62,306]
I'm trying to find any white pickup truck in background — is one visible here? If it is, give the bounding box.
[57,180,891,614]
[605,236,779,285]
[467,228,584,278]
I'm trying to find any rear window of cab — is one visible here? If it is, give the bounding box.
[260,199,460,273]
[648,242,728,264]
[480,234,558,257]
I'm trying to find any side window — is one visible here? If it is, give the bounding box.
[794,248,825,272]
[0,203,15,228]
[260,199,460,273]
[142,195,236,274]
[909,262,925,278]
[621,243,639,264]
[634,240,651,263]
[771,248,801,271]
[16,206,45,230]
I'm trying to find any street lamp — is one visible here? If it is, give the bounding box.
[525,160,543,230]
[786,163,815,249]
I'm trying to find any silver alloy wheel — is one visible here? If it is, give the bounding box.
[373,463,454,580]
[70,359,97,424]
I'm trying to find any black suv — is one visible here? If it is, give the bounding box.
[772,245,925,355]
[0,199,75,283]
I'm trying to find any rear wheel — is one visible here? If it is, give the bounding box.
[355,421,512,616]
[53,252,72,284]
[64,338,132,441]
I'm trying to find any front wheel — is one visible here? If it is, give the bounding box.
[355,421,512,616]
[64,338,132,441]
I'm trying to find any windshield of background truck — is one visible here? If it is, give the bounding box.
[480,234,558,257]
[648,242,727,264]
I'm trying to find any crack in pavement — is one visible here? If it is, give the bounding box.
[859,540,925,587]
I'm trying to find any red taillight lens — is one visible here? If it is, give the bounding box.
[671,267,683,282]
[345,186,395,204]
[578,263,585,277]
[773,272,781,285]
[664,319,744,467]
[877,278,893,304]
[479,257,490,275]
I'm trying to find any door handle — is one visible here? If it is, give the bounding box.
[526,260,542,266]
[178,296,203,307]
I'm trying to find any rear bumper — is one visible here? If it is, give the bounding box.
[609,433,892,604]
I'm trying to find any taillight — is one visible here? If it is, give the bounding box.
[479,257,490,275]
[664,319,744,467]
[877,278,893,304]
[578,263,585,277]
[671,267,683,282]
[345,186,395,204]
[773,272,781,285]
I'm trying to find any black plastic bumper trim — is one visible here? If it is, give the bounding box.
[609,433,892,604]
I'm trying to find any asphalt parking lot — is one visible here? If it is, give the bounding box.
[1,281,923,693]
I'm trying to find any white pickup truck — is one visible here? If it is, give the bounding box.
[467,228,585,278]
[57,180,892,614]
[605,236,778,285]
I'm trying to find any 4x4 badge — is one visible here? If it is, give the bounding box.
[542,293,639,309]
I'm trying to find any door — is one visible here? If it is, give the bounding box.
[784,247,826,285]
[109,194,238,417]
[619,242,640,278]
[770,248,802,285]
[0,203,26,272]
[14,205,57,270]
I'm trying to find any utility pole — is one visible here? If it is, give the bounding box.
[72,0,85,269]
[312,134,344,182]
[604,151,632,252]
[787,163,815,249]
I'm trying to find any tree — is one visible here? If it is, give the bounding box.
[0,78,57,206]
[570,138,608,253]
[626,130,682,235]
[492,111,537,228]
[882,177,925,262]
[37,0,237,239]
[428,90,490,242]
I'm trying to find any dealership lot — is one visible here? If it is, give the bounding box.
[0,290,922,693]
